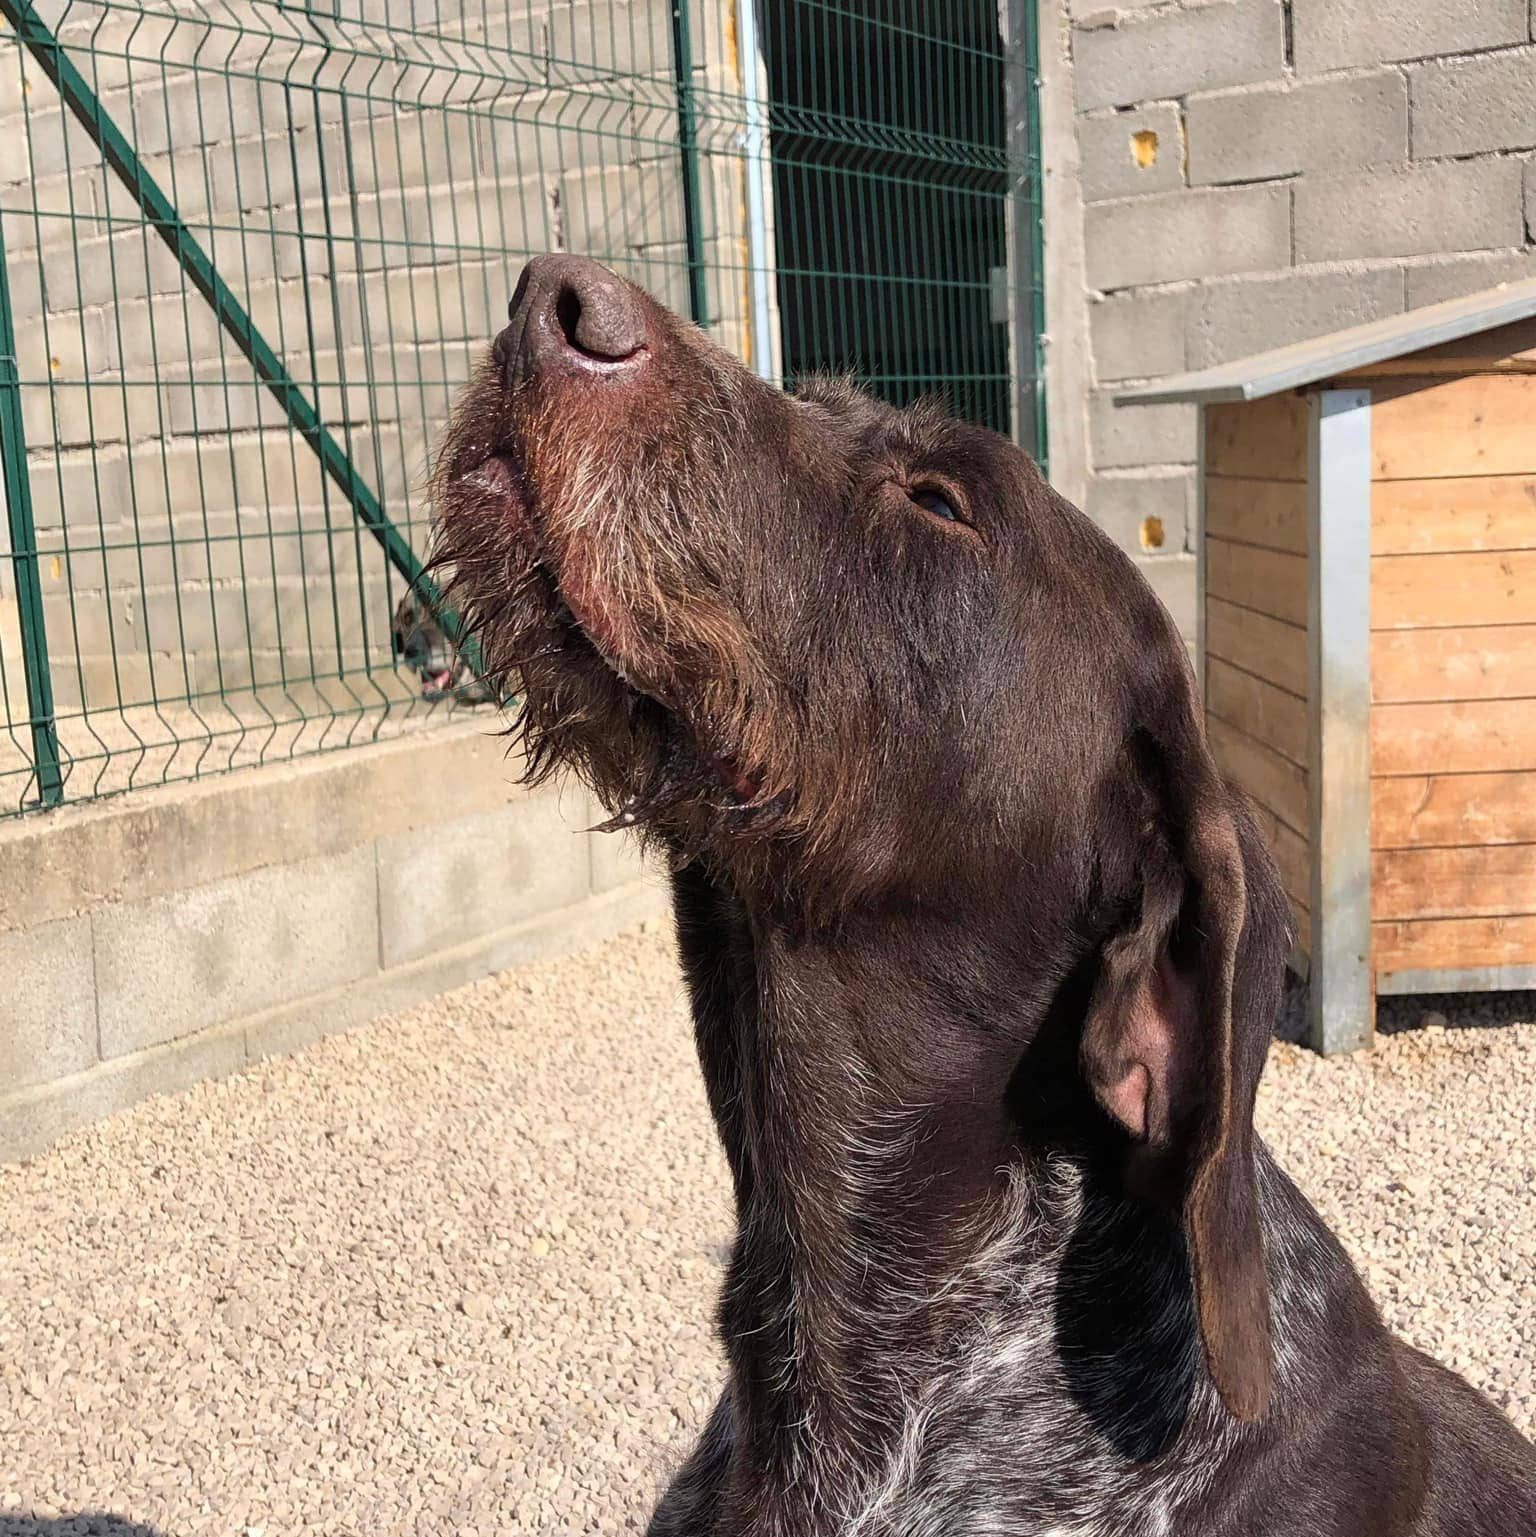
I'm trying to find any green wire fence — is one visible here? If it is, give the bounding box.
[0,0,1043,817]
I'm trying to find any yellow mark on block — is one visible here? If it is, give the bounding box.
[50,557,62,581]
[49,355,61,373]
[1131,130,1159,169]
[1140,515,1165,551]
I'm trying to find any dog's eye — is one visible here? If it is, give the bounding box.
[912,488,959,523]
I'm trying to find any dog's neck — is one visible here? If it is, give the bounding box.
[671,861,1142,1495]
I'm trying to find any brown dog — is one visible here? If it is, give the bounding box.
[432,255,1535,1535]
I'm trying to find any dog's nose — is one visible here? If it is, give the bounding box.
[495,254,647,383]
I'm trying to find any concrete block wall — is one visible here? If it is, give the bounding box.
[0,722,667,1163]
[1040,0,1536,639]
[1,0,759,712]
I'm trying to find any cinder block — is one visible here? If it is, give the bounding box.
[550,1,671,82]
[113,74,265,162]
[1074,0,1284,113]
[456,11,547,84]
[23,378,163,454]
[113,293,225,375]
[13,308,115,381]
[26,446,131,534]
[1135,551,1198,642]
[1412,48,1536,158]
[1187,72,1408,186]
[1292,0,1527,71]
[1527,159,1536,243]
[1189,266,1405,368]
[1294,159,1524,262]
[1090,393,1197,470]
[164,374,291,439]
[0,916,96,1093]
[376,784,591,968]
[477,95,584,182]
[247,881,668,1072]
[562,161,684,257]
[1085,184,1290,290]
[1089,289,1188,382]
[24,179,101,259]
[1406,248,1536,307]
[1079,105,1183,202]
[1086,473,1193,561]
[6,248,44,326]
[13,106,100,183]
[94,844,379,1058]
[0,721,530,936]
[0,1024,248,1167]
[41,592,117,665]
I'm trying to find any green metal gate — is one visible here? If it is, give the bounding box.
[0,0,1043,817]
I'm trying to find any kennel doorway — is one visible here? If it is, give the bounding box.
[755,0,1042,452]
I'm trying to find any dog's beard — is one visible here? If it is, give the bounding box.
[429,367,794,850]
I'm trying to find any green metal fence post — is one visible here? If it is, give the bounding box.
[0,208,64,808]
[1005,0,1048,472]
[670,0,709,327]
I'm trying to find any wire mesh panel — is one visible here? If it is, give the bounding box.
[0,0,1040,816]
[759,1,1011,429]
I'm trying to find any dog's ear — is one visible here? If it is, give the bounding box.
[1080,726,1290,1424]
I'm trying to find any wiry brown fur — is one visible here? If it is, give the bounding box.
[430,256,1536,1536]
[430,300,1010,911]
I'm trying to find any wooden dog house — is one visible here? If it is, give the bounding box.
[1119,278,1536,1054]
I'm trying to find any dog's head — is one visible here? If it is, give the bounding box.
[432,255,1292,1421]
[391,591,495,703]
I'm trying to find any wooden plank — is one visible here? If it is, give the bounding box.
[1373,771,1536,849]
[1372,374,1536,480]
[1372,699,1536,776]
[1372,624,1536,702]
[1373,475,1536,555]
[1206,597,1308,697]
[1207,657,1307,766]
[1206,537,1307,627]
[1344,358,1536,378]
[1342,316,1536,380]
[1209,715,1308,836]
[1204,393,1310,481]
[1372,844,1536,921]
[1204,476,1308,555]
[1372,550,1536,629]
[1244,799,1311,915]
[1374,913,1536,972]
[1291,899,1311,963]
[1252,783,1313,961]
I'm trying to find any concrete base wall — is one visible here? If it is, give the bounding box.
[0,722,667,1164]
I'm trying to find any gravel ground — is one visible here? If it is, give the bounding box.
[2,924,1532,1536]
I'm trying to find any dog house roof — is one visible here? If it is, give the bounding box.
[1115,274,1536,406]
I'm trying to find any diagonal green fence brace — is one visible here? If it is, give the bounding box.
[0,0,485,678]
[0,206,64,808]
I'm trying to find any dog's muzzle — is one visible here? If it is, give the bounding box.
[492,254,649,388]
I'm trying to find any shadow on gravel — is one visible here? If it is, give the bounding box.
[1375,989,1536,1036]
[0,1516,166,1537]
[1273,971,1536,1044]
